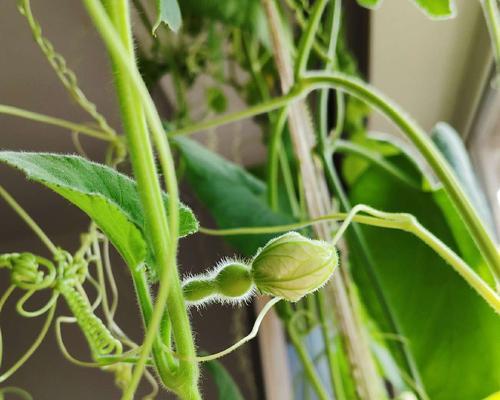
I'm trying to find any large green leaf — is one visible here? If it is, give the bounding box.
[0,152,198,275]
[348,155,500,399]
[204,359,244,400]
[175,137,294,256]
[153,0,182,34]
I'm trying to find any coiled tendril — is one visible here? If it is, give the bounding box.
[57,283,122,357]
[17,0,117,139]
[54,250,122,357]
[0,253,56,291]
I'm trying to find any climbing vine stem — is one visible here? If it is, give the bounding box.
[480,0,500,77]
[82,0,199,399]
[0,185,58,256]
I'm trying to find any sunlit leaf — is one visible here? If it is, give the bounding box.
[412,0,456,19]
[153,0,182,34]
[356,0,383,9]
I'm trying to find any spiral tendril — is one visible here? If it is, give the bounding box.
[17,0,117,140]
[0,253,55,291]
[58,283,122,357]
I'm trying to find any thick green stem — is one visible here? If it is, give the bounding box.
[480,0,500,75]
[315,290,347,400]
[294,0,329,78]
[82,0,199,398]
[173,71,500,281]
[286,319,330,400]
[304,72,500,281]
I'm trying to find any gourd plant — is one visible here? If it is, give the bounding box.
[0,0,499,399]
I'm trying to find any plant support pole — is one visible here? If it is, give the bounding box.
[261,1,385,398]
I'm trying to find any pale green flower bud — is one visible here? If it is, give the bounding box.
[251,232,338,302]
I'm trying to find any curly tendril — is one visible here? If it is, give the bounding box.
[0,253,56,291]
[57,283,123,357]
[17,0,117,140]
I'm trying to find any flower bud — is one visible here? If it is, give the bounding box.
[251,232,338,302]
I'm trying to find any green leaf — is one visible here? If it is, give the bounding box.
[175,137,294,256]
[412,0,456,19]
[348,154,500,399]
[0,152,198,275]
[356,0,455,19]
[431,122,495,234]
[341,133,409,186]
[430,122,496,286]
[179,0,269,47]
[205,87,228,114]
[356,0,383,9]
[204,359,244,400]
[153,0,182,34]
[180,0,262,30]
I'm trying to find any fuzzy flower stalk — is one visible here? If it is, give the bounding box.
[182,232,339,304]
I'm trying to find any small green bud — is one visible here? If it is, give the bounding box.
[251,232,338,302]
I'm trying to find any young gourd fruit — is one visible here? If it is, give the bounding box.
[183,262,253,303]
[182,232,338,305]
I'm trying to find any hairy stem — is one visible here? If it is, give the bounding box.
[480,0,500,75]
[0,185,58,255]
[82,0,199,398]
[0,105,114,142]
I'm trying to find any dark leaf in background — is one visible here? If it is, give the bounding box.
[175,137,295,256]
[348,152,500,399]
[204,359,244,400]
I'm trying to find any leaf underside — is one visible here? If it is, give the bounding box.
[154,0,182,34]
[0,152,198,277]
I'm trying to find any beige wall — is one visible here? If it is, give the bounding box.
[369,0,492,137]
